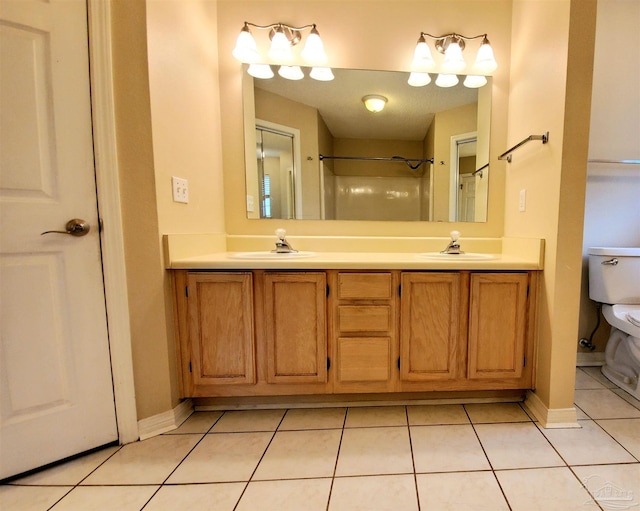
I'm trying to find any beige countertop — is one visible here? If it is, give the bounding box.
[164,234,545,271]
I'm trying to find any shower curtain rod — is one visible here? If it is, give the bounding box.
[588,159,640,165]
[319,154,434,171]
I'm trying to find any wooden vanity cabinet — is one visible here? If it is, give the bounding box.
[330,272,398,393]
[467,273,531,380]
[399,272,465,383]
[262,271,328,385]
[173,268,538,398]
[182,272,256,391]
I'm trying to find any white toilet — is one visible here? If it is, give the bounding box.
[588,247,640,400]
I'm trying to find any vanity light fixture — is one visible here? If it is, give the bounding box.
[362,95,387,113]
[408,32,497,88]
[232,21,333,81]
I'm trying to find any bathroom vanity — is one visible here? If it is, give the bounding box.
[169,243,542,400]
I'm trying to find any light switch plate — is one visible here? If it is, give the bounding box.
[519,189,526,212]
[172,176,188,203]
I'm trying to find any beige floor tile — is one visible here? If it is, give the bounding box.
[165,412,223,434]
[464,403,530,423]
[574,389,640,419]
[411,425,490,473]
[572,463,640,510]
[416,471,509,511]
[612,388,640,410]
[11,446,119,486]
[474,423,564,470]
[407,404,469,425]
[344,406,407,428]
[253,429,342,480]
[575,407,590,420]
[541,420,636,465]
[211,409,285,432]
[575,368,606,389]
[496,467,597,510]
[329,474,418,511]
[82,435,200,485]
[50,485,159,511]
[166,432,272,483]
[236,478,332,511]
[144,483,245,511]
[0,485,71,511]
[278,407,346,430]
[335,427,413,476]
[581,366,616,387]
[596,418,640,459]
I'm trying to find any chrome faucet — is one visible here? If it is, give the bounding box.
[272,229,298,253]
[441,230,464,255]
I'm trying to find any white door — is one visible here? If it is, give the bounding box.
[0,0,118,479]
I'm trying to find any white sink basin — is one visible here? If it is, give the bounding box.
[229,251,317,260]
[417,252,497,261]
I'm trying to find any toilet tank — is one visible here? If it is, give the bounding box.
[588,247,640,304]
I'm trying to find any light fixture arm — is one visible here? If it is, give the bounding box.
[419,32,489,54]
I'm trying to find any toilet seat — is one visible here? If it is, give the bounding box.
[603,304,640,338]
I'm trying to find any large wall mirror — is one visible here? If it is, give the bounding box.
[242,67,491,222]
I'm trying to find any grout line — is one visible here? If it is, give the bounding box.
[405,406,422,511]
[231,410,287,511]
[325,407,348,511]
[463,404,514,511]
[590,419,640,464]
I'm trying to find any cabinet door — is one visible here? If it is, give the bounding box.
[400,273,462,381]
[468,273,528,379]
[264,272,327,384]
[188,273,255,385]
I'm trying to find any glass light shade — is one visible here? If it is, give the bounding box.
[278,65,304,80]
[473,39,498,73]
[362,95,387,113]
[441,40,466,73]
[411,36,435,72]
[268,28,293,62]
[408,72,431,87]
[247,63,274,79]
[310,66,334,81]
[232,27,260,63]
[435,73,459,87]
[301,28,327,64]
[463,75,487,88]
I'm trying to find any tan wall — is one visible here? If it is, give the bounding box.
[505,0,596,410]
[217,0,511,237]
[111,0,177,420]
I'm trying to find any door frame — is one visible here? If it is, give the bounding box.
[87,0,138,444]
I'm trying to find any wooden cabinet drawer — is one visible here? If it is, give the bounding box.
[337,337,391,382]
[337,272,393,300]
[338,305,391,333]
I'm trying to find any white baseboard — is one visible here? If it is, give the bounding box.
[576,351,605,367]
[523,391,580,428]
[137,399,193,440]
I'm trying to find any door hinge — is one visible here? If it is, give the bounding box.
[185,286,189,298]
[523,356,527,367]
[327,357,331,370]
[398,284,402,297]
[526,285,530,297]
[326,284,330,297]
[397,357,401,370]
[189,361,192,373]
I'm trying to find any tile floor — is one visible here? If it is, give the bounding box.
[2,367,639,511]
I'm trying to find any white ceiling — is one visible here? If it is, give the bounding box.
[254,67,479,141]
